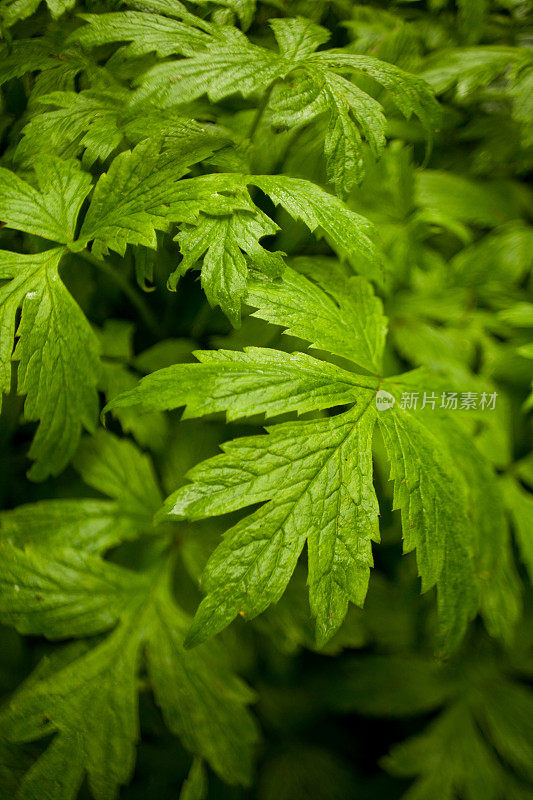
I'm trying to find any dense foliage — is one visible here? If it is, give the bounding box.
[0,1,532,798]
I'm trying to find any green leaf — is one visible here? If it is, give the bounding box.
[77,141,183,257]
[421,46,529,97]
[97,319,169,452]
[17,90,231,169]
[0,542,146,638]
[0,627,141,800]
[76,138,232,259]
[322,77,365,195]
[307,51,440,129]
[144,572,257,785]
[510,67,533,147]
[0,0,75,27]
[136,32,285,107]
[270,16,330,61]
[0,158,92,244]
[133,15,437,192]
[69,10,212,57]
[503,475,533,583]
[105,346,370,421]
[270,67,388,195]
[179,759,207,800]
[108,266,508,651]
[416,170,524,228]
[178,402,379,649]
[17,91,126,167]
[246,259,387,372]
[0,429,163,556]
[44,0,75,17]
[0,572,256,797]
[73,429,162,519]
[0,0,40,28]
[0,433,257,796]
[457,0,488,45]
[189,0,256,30]
[384,679,533,800]
[163,172,382,321]
[0,248,101,481]
[252,174,382,282]
[329,644,533,800]
[173,209,284,326]
[0,39,55,85]
[0,498,144,553]
[375,385,517,653]
[442,419,522,645]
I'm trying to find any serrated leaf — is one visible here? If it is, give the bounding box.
[17,91,125,167]
[377,390,479,653]
[68,11,212,57]
[77,141,177,257]
[105,345,371,421]
[0,433,257,796]
[136,34,285,107]
[0,625,141,800]
[176,401,379,648]
[132,15,438,192]
[0,572,256,796]
[172,209,284,326]
[144,574,257,785]
[163,172,382,320]
[0,158,92,244]
[108,266,507,651]
[247,258,387,372]
[307,51,441,129]
[252,174,381,282]
[78,140,220,258]
[0,248,100,480]
[270,16,330,61]
[0,542,146,638]
[270,67,387,195]
[322,80,364,195]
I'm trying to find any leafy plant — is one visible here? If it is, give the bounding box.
[0,1,531,799]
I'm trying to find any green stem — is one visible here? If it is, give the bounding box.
[248,80,278,141]
[77,250,162,338]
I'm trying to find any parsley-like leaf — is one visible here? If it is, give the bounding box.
[0,248,100,480]
[0,432,257,797]
[0,158,92,244]
[106,265,513,652]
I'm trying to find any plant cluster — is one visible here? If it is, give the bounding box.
[0,1,532,799]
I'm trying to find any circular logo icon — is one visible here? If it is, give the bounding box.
[375,390,396,411]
